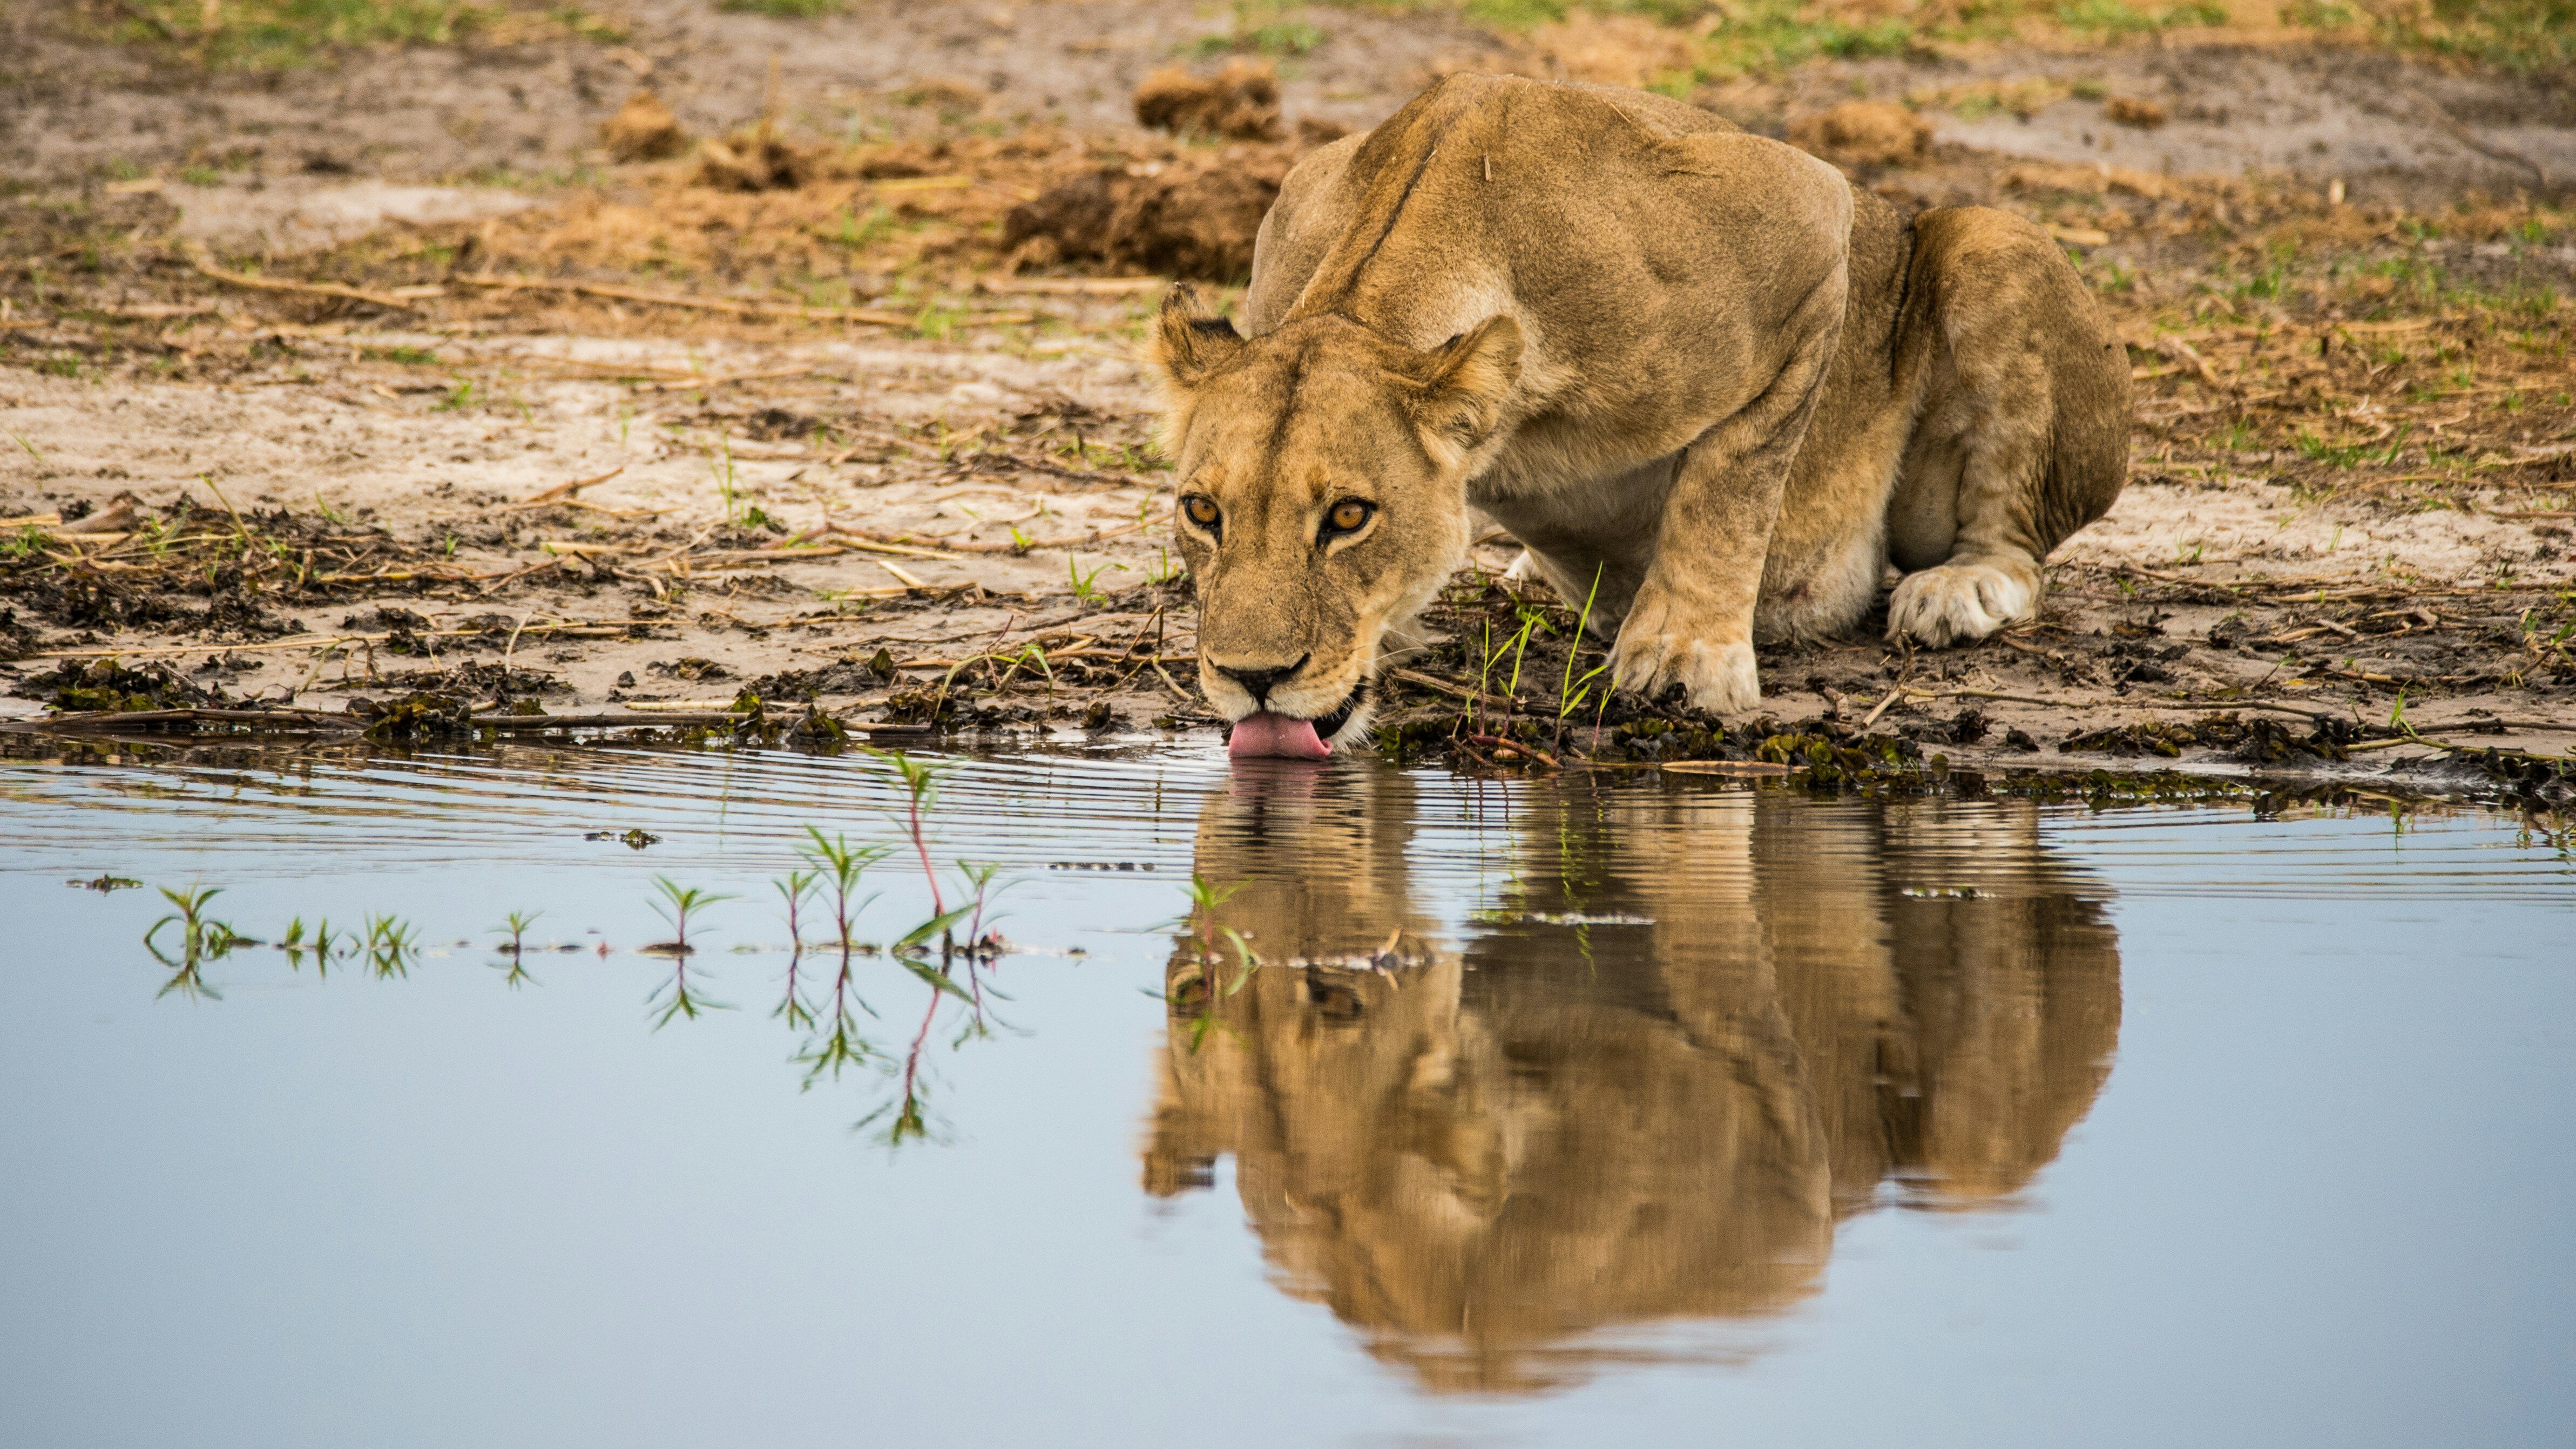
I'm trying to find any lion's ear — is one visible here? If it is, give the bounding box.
[1151,285,1246,392]
[1402,315,1522,468]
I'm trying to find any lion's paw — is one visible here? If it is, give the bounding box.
[1887,559,2038,648]
[1611,628,1760,716]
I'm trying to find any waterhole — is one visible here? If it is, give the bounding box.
[3,742,2570,1446]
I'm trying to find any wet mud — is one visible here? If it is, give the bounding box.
[3,2,2572,787]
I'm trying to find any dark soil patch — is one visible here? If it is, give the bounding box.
[14,657,224,712]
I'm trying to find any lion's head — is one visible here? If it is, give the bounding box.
[1151,286,1522,758]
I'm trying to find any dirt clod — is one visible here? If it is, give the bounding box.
[353,692,476,742]
[2104,96,2169,130]
[601,89,687,162]
[695,122,814,192]
[1133,60,1284,142]
[17,658,220,713]
[650,657,729,681]
[1006,147,1293,281]
[1788,101,1934,170]
[898,77,991,117]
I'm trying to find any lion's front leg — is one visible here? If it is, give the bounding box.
[1611,549,1767,714]
[1611,269,1848,716]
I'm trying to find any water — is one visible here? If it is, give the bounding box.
[3,741,2571,1448]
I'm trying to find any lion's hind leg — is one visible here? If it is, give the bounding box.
[1884,407,2047,647]
[1884,208,2129,649]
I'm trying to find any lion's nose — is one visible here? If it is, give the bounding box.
[1214,655,1308,706]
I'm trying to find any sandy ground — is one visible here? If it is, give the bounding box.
[3,3,2572,784]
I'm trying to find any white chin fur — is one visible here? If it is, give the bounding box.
[1323,693,1378,750]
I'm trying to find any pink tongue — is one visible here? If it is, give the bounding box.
[1228,711,1331,761]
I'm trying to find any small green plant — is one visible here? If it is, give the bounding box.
[712,436,741,523]
[910,303,962,342]
[644,879,736,1028]
[496,909,540,955]
[145,882,244,976]
[278,916,344,972]
[891,905,973,964]
[1468,600,1554,724]
[719,0,843,15]
[102,0,551,69]
[493,909,540,985]
[801,827,889,960]
[647,877,734,957]
[866,749,956,916]
[432,377,474,411]
[824,204,896,250]
[1502,604,1551,703]
[2294,422,2411,470]
[797,1004,877,1086]
[774,872,819,962]
[1199,19,1325,56]
[362,914,420,977]
[995,642,1053,688]
[772,868,822,1026]
[792,827,892,1080]
[955,859,1011,955]
[1068,553,1112,603]
[1553,565,1610,747]
[2054,0,2226,35]
[1167,875,1255,1053]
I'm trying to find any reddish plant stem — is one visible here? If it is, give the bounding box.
[899,977,942,1112]
[907,793,944,916]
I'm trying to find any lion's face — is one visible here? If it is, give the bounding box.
[1152,289,1519,755]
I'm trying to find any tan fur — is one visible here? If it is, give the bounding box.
[1152,75,2129,725]
[1144,769,2122,1391]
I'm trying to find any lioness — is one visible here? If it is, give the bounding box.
[1151,75,2131,757]
[1146,767,2123,1389]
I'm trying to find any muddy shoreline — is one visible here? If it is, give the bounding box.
[5,3,2572,793]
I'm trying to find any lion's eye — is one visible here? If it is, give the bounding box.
[1182,494,1221,532]
[1324,499,1374,536]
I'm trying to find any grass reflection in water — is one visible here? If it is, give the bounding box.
[121,749,1043,1145]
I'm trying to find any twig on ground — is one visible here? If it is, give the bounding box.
[977,276,1164,296]
[191,256,425,311]
[1465,733,1559,768]
[507,465,625,510]
[459,274,1034,329]
[819,526,965,561]
[1390,667,1518,712]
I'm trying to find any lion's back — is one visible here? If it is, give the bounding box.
[1245,77,1754,334]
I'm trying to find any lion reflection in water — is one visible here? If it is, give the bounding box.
[1143,767,2120,1394]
